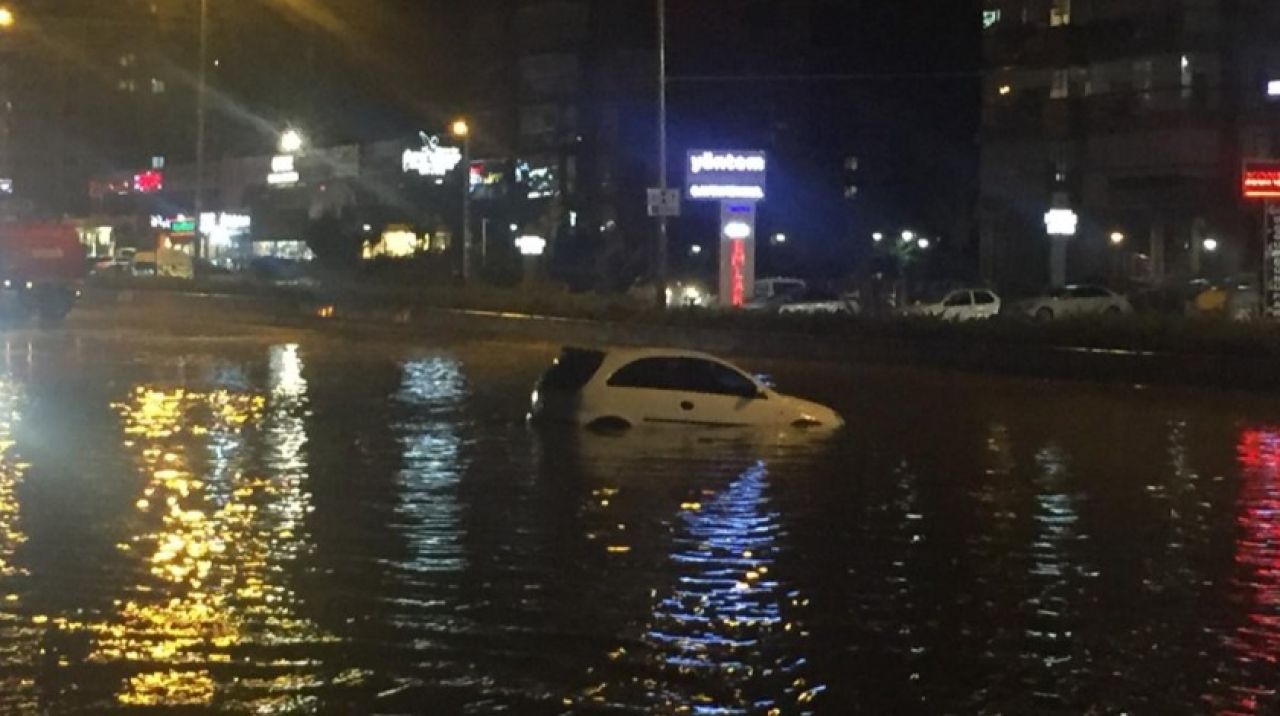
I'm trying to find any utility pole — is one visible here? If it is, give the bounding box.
[654,0,669,309]
[193,0,208,260]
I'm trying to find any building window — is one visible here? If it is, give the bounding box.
[1050,0,1071,27]
[1050,69,1070,99]
[119,53,136,68]
[117,79,137,93]
[150,78,166,95]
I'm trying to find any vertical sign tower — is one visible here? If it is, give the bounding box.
[1243,160,1280,318]
[685,150,768,308]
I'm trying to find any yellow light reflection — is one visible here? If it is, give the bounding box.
[0,377,36,712]
[70,344,330,709]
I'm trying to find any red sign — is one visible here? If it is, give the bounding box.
[132,170,164,194]
[1243,161,1280,199]
[729,239,747,307]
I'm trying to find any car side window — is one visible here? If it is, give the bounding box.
[974,292,996,305]
[1078,287,1107,298]
[944,292,971,307]
[681,359,760,398]
[607,358,681,391]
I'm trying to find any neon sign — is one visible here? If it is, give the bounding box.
[729,239,747,307]
[686,149,767,202]
[1244,161,1280,199]
[132,170,164,194]
[402,135,462,177]
[268,155,300,186]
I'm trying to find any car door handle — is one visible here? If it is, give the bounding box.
[680,401,695,411]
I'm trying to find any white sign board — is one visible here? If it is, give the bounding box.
[647,188,681,217]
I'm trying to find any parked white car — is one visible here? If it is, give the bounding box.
[900,288,1000,321]
[530,347,844,430]
[1014,284,1133,320]
[777,289,860,316]
[745,277,807,310]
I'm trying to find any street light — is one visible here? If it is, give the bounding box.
[280,128,305,154]
[1110,231,1126,245]
[453,118,472,282]
[1203,237,1219,253]
[917,238,931,250]
[690,245,703,256]
[0,7,17,29]
[901,230,915,242]
[872,232,884,243]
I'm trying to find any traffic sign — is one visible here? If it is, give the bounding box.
[647,188,681,217]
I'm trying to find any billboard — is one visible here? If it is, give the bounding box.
[686,150,766,201]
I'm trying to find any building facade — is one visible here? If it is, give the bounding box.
[980,0,1280,292]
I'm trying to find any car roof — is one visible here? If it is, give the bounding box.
[564,345,746,367]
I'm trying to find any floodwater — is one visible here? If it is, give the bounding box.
[0,329,1278,714]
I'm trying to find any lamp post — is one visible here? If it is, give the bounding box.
[194,0,208,261]
[654,0,669,309]
[452,119,471,283]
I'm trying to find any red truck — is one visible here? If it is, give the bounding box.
[0,222,86,323]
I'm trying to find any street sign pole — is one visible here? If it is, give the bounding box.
[654,0,669,310]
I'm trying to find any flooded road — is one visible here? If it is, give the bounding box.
[0,327,1278,713]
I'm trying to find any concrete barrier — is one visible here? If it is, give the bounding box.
[81,286,1278,393]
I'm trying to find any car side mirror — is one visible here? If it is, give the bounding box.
[755,389,770,401]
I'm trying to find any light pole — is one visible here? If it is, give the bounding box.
[194,0,209,261]
[452,119,471,282]
[654,0,669,309]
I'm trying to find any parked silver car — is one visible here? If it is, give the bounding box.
[1013,285,1133,320]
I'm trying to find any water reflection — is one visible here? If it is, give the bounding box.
[64,343,328,710]
[1018,443,1093,711]
[580,456,820,713]
[392,357,467,576]
[1208,428,1280,714]
[0,377,35,712]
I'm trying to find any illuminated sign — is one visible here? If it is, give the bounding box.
[983,9,1001,28]
[1244,161,1280,199]
[0,179,12,195]
[268,155,300,186]
[1044,208,1078,236]
[515,235,547,257]
[170,218,197,234]
[132,170,164,194]
[729,239,747,307]
[1269,80,1280,97]
[723,221,753,240]
[719,201,756,308]
[402,134,462,178]
[686,150,767,202]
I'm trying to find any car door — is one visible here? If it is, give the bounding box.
[677,358,772,426]
[940,291,973,320]
[603,357,695,425]
[603,357,764,426]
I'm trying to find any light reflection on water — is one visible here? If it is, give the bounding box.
[579,459,821,714]
[0,340,1276,712]
[1207,428,1280,715]
[61,343,331,710]
[0,376,34,712]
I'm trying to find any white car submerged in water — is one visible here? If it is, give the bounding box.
[530,347,845,431]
